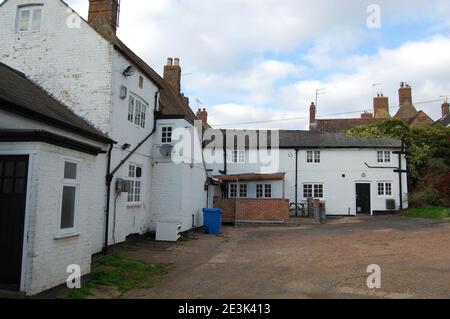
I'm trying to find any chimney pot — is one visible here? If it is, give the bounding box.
[174,58,180,66]
[167,58,173,66]
[196,108,208,125]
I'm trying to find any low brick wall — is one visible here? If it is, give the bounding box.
[214,197,290,223]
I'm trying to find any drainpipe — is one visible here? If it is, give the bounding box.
[103,90,160,255]
[398,140,404,211]
[295,149,299,217]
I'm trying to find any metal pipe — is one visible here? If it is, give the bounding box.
[295,149,299,217]
[398,140,404,211]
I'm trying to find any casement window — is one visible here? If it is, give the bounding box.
[59,161,79,233]
[303,183,324,198]
[239,184,248,198]
[256,184,272,198]
[307,150,321,163]
[256,184,263,198]
[377,151,391,163]
[128,94,147,128]
[265,184,272,198]
[128,164,142,204]
[161,126,173,143]
[17,5,42,33]
[378,182,392,196]
[229,183,237,198]
[231,149,245,164]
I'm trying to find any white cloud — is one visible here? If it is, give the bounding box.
[60,1,450,128]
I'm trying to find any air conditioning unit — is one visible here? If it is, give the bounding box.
[386,199,396,210]
[156,222,182,242]
[116,178,131,193]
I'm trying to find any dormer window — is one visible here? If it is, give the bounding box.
[17,5,43,33]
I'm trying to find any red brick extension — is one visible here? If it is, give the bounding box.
[214,197,290,223]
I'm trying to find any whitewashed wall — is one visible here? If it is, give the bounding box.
[207,147,408,215]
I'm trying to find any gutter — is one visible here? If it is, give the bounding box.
[103,90,160,255]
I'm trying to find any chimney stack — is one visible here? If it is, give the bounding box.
[88,0,120,39]
[361,112,373,119]
[399,82,412,106]
[197,108,208,124]
[442,101,449,117]
[309,102,316,126]
[373,92,390,119]
[164,57,182,94]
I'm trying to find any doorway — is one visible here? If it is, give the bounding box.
[0,155,29,290]
[356,183,371,215]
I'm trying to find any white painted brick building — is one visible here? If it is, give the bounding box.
[0,0,207,295]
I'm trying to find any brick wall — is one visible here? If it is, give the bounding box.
[214,198,289,223]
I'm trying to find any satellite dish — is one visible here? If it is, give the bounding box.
[159,144,173,157]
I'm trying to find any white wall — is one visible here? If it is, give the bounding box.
[0,141,106,296]
[207,147,408,216]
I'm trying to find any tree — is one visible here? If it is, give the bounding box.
[346,120,450,206]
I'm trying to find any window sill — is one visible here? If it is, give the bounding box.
[54,232,80,240]
[127,203,143,208]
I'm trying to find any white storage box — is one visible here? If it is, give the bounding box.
[156,222,182,242]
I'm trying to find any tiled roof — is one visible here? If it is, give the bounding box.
[279,130,402,148]
[0,62,113,143]
[311,118,384,133]
[394,102,418,120]
[434,115,450,127]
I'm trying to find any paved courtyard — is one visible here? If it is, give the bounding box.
[119,215,450,299]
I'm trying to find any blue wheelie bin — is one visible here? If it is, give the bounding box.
[203,208,223,235]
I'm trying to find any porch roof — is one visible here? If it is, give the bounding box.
[214,173,286,182]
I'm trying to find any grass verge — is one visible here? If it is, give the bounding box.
[58,251,170,299]
[402,206,450,220]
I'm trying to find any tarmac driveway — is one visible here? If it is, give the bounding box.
[121,215,450,299]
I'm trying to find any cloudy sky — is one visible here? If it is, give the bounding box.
[67,0,450,129]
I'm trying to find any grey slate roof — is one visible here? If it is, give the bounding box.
[0,62,113,143]
[434,115,450,127]
[279,130,402,148]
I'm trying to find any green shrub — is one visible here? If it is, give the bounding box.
[409,188,445,208]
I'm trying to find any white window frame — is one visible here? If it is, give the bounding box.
[231,149,245,164]
[256,184,263,198]
[229,183,237,198]
[161,126,174,144]
[377,182,393,196]
[303,183,324,199]
[127,164,143,206]
[377,150,391,163]
[57,159,80,238]
[239,184,248,198]
[128,93,148,129]
[17,5,43,33]
[265,184,272,198]
[307,150,321,164]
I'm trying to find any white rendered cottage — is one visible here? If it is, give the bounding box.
[0,0,208,295]
[206,130,408,221]
[0,62,112,295]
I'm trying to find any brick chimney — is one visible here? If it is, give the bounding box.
[164,57,181,94]
[88,0,120,39]
[361,112,373,119]
[197,108,208,124]
[373,93,390,119]
[399,82,412,106]
[309,102,316,126]
[442,101,449,117]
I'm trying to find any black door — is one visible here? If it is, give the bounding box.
[0,155,29,290]
[356,183,371,215]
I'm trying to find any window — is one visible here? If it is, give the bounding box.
[377,151,391,163]
[303,183,324,198]
[161,126,173,143]
[139,75,144,89]
[239,184,248,198]
[229,183,237,198]
[378,182,392,196]
[60,161,78,232]
[17,6,42,33]
[231,149,245,163]
[256,184,263,198]
[307,150,321,163]
[265,184,272,198]
[128,165,142,204]
[128,94,147,128]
